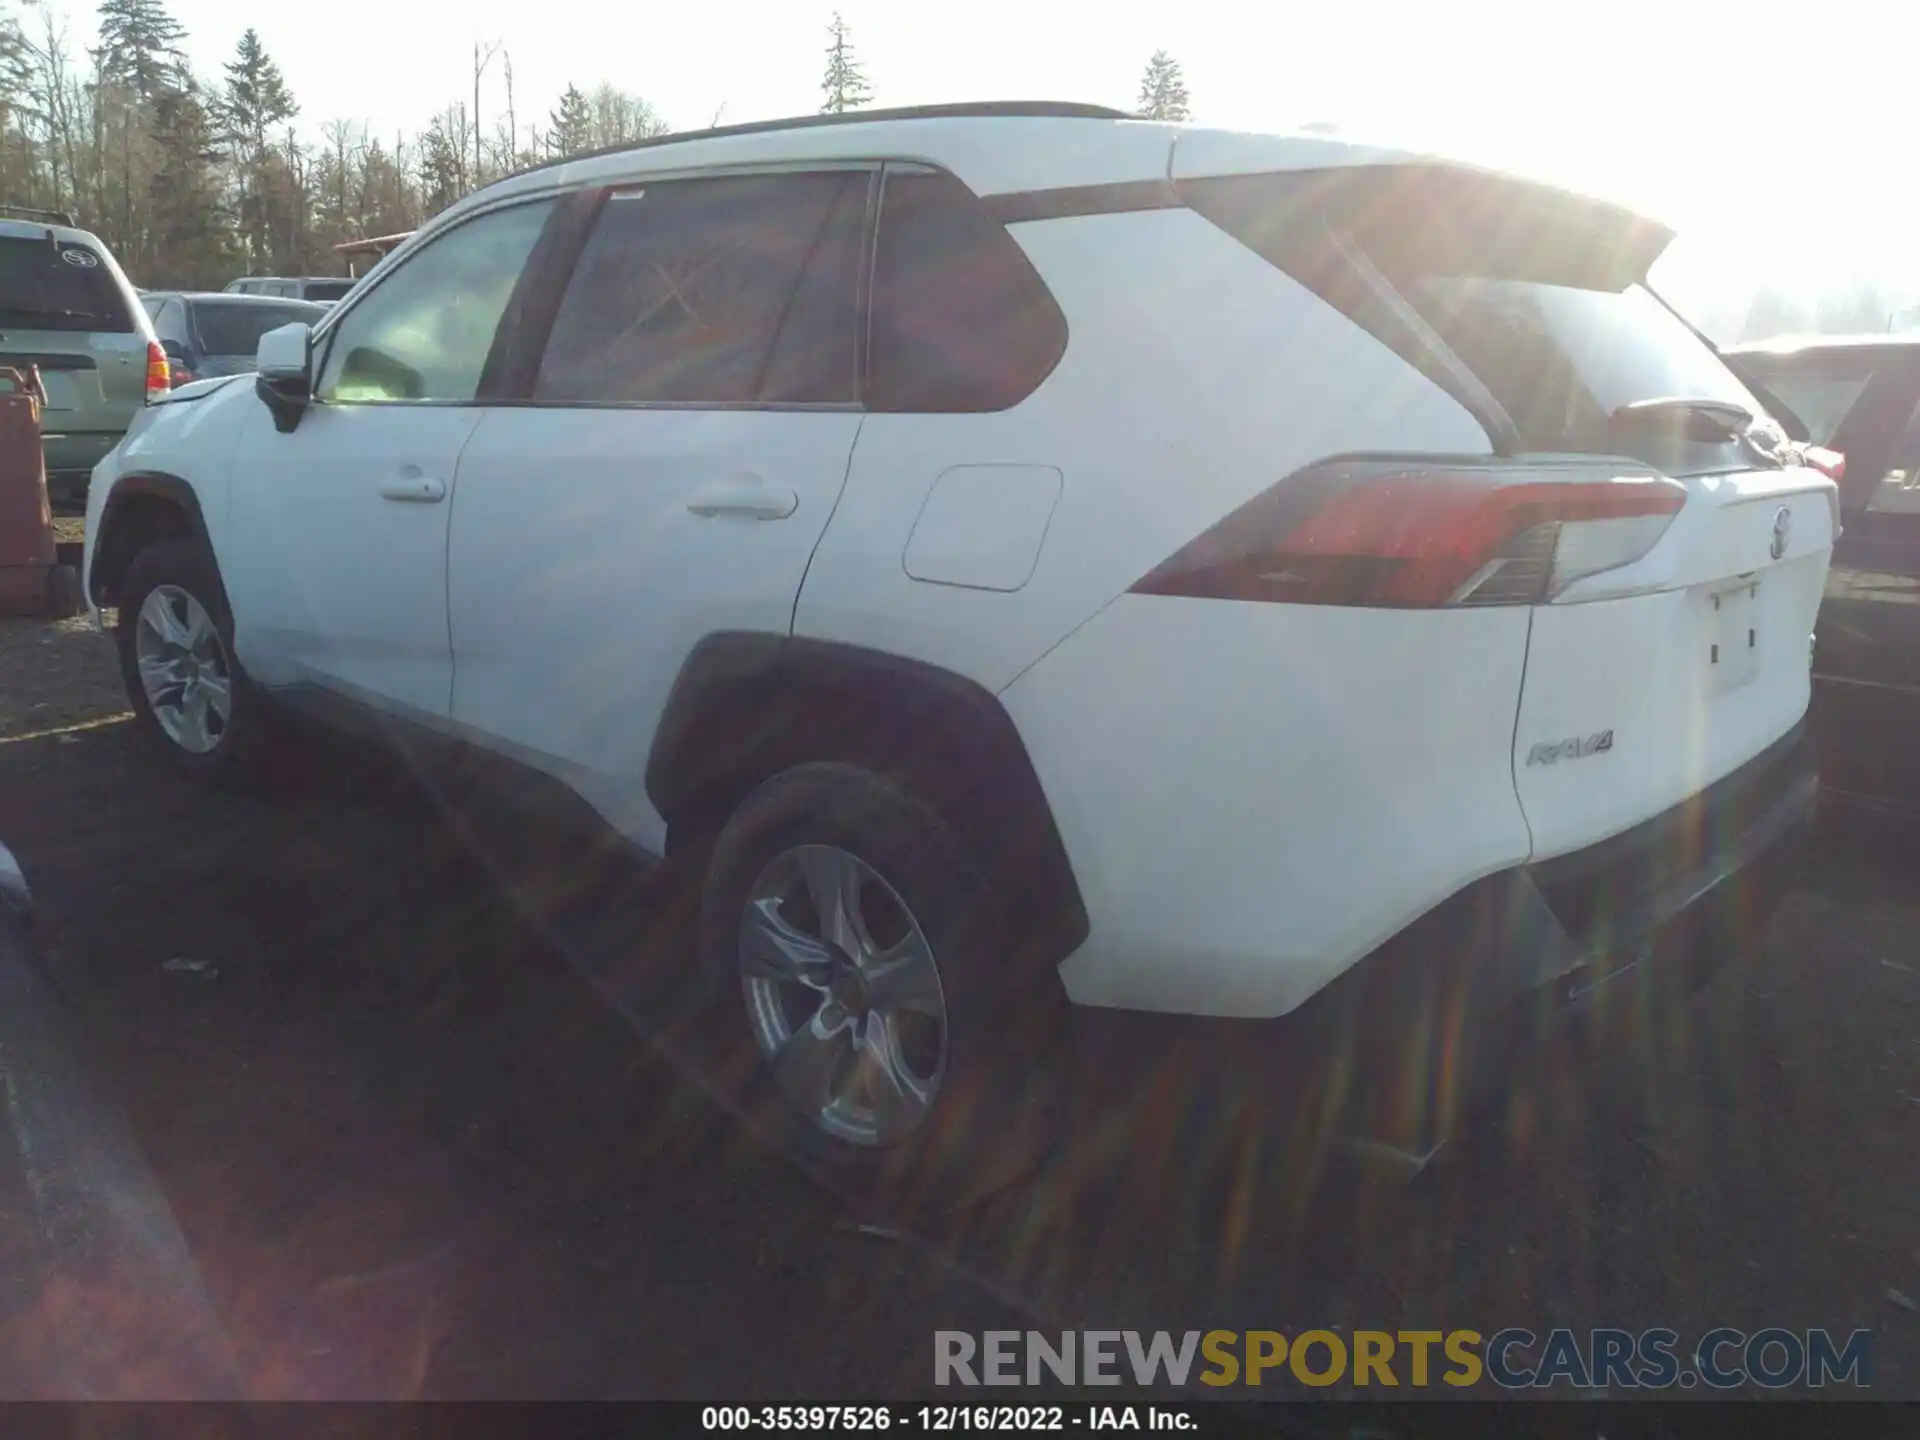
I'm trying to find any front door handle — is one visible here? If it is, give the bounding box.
[378,472,446,503]
[686,474,798,520]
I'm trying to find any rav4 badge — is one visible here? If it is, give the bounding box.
[1527,730,1615,767]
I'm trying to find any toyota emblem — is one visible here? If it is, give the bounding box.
[1770,506,1791,561]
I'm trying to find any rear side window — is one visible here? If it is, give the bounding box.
[535,170,868,407]
[303,280,353,302]
[1185,166,1770,474]
[0,236,134,332]
[192,300,327,357]
[867,169,1067,413]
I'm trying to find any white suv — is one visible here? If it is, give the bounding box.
[84,102,1833,1201]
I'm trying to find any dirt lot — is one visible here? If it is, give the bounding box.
[0,610,1915,1401]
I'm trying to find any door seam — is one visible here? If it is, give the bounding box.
[789,413,869,633]
[441,410,493,714]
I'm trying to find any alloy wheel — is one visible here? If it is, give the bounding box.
[738,844,949,1147]
[134,585,233,755]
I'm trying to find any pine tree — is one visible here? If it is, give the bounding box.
[820,13,871,115]
[418,117,463,216]
[1135,50,1191,122]
[548,83,591,157]
[147,83,233,285]
[221,28,296,152]
[95,0,187,101]
[221,29,297,270]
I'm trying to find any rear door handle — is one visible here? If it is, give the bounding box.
[686,474,798,520]
[378,471,446,503]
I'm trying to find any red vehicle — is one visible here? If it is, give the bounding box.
[0,365,79,618]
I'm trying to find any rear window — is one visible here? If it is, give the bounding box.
[1184,166,1772,474]
[1404,278,1763,455]
[302,280,353,302]
[192,300,326,358]
[0,236,134,332]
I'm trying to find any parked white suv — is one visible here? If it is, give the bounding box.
[83,102,1833,1202]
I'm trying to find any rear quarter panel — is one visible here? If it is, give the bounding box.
[794,206,1494,691]
[799,207,1533,1019]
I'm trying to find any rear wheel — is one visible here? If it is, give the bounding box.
[43,564,79,620]
[694,763,1063,1216]
[116,538,276,784]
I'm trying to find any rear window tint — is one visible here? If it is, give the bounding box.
[0,236,133,332]
[1405,278,1762,455]
[192,300,327,357]
[302,280,353,302]
[867,169,1067,413]
[1185,166,1770,473]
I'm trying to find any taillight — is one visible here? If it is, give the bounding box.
[1130,458,1688,609]
[1803,446,1845,482]
[144,341,170,402]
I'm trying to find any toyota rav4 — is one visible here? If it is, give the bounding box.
[82,102,1833,1205]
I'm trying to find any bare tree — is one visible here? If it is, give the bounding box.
[472,38,500,180]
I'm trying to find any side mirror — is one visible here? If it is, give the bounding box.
[254,322,313,433]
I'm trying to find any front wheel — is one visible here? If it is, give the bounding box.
[115,538,276,784]
[694,763,1064,1216]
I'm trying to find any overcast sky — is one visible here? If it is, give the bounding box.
[44,0,1920,313]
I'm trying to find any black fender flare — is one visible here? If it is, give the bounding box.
[646,632,1090,975]
[88,472,214,607]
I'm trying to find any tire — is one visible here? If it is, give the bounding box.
[115,537,276,785]
[692,762,1064,1217]
[43,564,79,620]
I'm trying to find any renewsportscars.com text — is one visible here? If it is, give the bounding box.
[934,1328,1873,1390]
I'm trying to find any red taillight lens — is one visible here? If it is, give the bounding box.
[144,341,170,402]
[1130,459,1688,609]
[1803,446,1845,482]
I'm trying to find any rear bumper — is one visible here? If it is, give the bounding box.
[1061,721,1818,1168]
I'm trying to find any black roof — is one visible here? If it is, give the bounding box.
[503,100,1134,186]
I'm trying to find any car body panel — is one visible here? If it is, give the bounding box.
[447,407,867,853]
[794,206,1490,692]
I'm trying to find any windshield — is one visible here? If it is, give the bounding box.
[1406,278,1770,457]
[191,299,327,358]
[0,237,134,332]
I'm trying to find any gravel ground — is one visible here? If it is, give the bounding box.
[0,614,127,739]
[0,614,1914,1400]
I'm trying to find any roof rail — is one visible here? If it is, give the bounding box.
[0,204,76,227]
[501,100,1136,187]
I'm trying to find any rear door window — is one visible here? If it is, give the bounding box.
[1184,166,1772,475]
[0,236,134,332]
[534,169,868,407]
